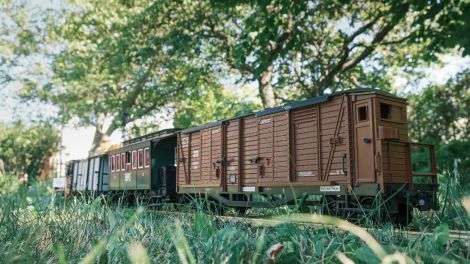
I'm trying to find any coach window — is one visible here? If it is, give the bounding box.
[144,147,150,168]
[126,151,131,171]
[138,149,144,168]
[116,153,121,172]
[358,106,368,121]
[121,153,125,171]
[132,150,137,170]
[111,155,115,172]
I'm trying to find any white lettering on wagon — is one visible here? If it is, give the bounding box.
[298,171,314,177]
[52,177,66,188]
[329,170,345,176]
[320,186,341,192]
[259,119,271,125]
[182,137,189,146]
[125,173,131,182]
[242,186,256,192]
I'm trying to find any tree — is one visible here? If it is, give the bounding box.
[0,122,60,179]
[408,70,470,143]
[173,0,467,106]
[173,85,260,128]
[13,0,470,155]
[20,1,217,156]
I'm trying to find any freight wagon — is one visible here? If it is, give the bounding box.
[64,89,438,224]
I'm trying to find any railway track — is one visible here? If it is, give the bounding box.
[218,214,470,241]
[149,209,470,241]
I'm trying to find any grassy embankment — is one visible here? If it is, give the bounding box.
[0,175,469,263]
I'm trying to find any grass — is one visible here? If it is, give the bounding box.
[1,175,469,263]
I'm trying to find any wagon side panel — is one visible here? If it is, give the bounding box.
[374,95,409,184]
[177,133,190,187]
[225,119,240,190]
[291,106,319,182]
[257,112,290,184]
[240,115,259,186]
[189,131,202,185]
[319,95,350,183]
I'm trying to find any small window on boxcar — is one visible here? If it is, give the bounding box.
[121,153,125,171]
[132,150,137,170]
[138,149,144,168]
[111,155,115,172]
[358,106,368,121]
[380,103,391,119]
[126,151,131,171]
[144,147,150,168]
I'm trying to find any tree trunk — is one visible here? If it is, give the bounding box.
[258,65,276,108]
[88,116,111,157]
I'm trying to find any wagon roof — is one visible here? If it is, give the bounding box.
[182,88,403,133]
[255,88,403,117]
[122,128,182,146]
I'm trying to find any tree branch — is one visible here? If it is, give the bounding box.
[318,3,410,90]
[204,15,254,74]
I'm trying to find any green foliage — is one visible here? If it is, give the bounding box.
[0,122,60,178]
[408,70,470,143]
[173,86,260,129]
[413,0,470,57]
[18,0,222,152]
[437,139,470,189]
[1,179,469,263]
[3,0,470,157]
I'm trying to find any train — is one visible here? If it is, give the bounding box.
[60,88,438,225]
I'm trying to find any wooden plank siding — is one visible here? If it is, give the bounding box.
[241,115,259,185]
[225,119,240,189]
[177,125,224,188]
[373,95,410,185]
[175,91,414,194]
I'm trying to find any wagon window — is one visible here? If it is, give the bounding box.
[116,153,121,172]
[380,103,391,119]
[138,149,144,168]
[358,106,368,121]
[144,147,150,168]
[111,155,115,172]
[126,151,131,171]
[132,150,137,170]
[380,103,403,122]
[121,153,125,171]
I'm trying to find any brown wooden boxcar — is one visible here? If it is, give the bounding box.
[177,88,438,221]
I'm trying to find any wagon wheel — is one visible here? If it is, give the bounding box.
[321,196,338,216]
[345,197,362,222]
[391,204,413,227]
[359,197,383,225]
[235,207,248,215]
[208,201,226,216]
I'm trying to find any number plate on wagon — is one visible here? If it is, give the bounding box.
[320,186,340,192]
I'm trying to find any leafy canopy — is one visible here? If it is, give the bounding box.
[0,121,60,178]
